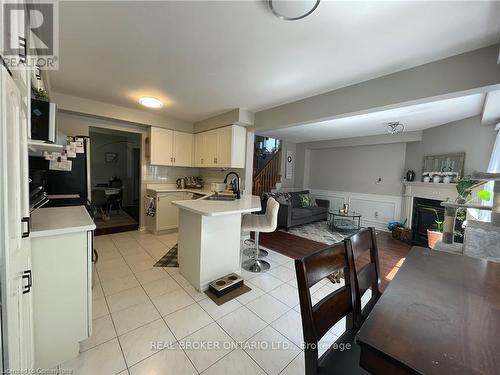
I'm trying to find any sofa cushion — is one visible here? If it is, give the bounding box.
[292,208,313,219]
[310,206,327,216]
[290,190,310,208]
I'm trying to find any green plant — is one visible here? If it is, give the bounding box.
[422,207,444,233]
[33,88,49,100]
[455,176,478,203]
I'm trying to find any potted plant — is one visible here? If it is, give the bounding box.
[422,207,443,249]
[33,88,49,101]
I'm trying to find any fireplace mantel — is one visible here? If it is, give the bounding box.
[403,182,459,202]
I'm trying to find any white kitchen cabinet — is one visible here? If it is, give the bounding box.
[0,65,34,371]
[194,125,246,168]
[29,205,95,369]
[146,191,185,233]
[148,127,174,165]
[148,128,193,167]
[173,131,193,167]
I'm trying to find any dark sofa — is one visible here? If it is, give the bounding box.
[262,190,330,230]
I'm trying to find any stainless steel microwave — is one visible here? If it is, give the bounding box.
[31,99,56,143]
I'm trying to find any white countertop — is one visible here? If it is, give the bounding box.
[147,188,212,195]
[31,206,96,238]
[172,195,262,216]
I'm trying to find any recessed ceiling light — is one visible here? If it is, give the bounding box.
[139,97,162,108]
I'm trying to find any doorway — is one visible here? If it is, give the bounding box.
[89,127,141,235]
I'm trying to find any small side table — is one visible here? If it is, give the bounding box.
[329,211,362,233]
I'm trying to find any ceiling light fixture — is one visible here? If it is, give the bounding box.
[387,121,405,135]
[139,97,162,108]
[268,0,320,21]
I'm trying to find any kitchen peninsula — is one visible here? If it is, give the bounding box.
[172,194,261,291]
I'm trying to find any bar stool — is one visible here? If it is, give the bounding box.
[241,197,280,273]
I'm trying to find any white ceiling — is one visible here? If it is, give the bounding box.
[50,1,500,122]
[258,93,486,143]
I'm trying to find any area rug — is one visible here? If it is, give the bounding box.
[280,221,347,245]
[154,244,179,268]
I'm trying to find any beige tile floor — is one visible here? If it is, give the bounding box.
[57,230,371,375]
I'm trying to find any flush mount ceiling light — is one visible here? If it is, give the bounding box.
[387,121,405,135]
[139,97,162,108]
[268,0,320,21]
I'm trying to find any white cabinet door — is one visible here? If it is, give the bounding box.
[215,126,233,168]
[194,133,205,167]
[156,193,184,230]
[149,127,173,166]
[204,130,218,167]
[173,132,193,167]
[0,66,34,371]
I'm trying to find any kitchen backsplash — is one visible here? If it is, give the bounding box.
[142,165,200,183]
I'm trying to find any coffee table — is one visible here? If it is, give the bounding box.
[329,210,362,233]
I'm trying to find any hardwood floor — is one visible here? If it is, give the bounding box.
[260,230,411,291]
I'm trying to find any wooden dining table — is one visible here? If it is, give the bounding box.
[356,246,500,375]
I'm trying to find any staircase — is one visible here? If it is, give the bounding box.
[252,148,282,197]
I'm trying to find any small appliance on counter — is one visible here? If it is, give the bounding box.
[177,176,204,189]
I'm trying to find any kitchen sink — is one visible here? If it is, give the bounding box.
[205,195,236,201]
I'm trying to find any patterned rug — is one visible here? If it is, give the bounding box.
[154,244,179,268]
[280,221,348,245]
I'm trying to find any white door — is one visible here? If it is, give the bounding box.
[204,130,218,167]
[193,133,204,167]
[172,132,193,167]
[150,127,173,165]
[216,126,233,168]
[156,193,184,230]
[0,66,34,371]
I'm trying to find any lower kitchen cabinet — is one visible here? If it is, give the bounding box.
[31,229,93,368]
[146,191,190,234]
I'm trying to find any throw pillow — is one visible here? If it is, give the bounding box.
[299,193,313,208]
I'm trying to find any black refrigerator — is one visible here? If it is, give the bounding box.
[29,138,91,207]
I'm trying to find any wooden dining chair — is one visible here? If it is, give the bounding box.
[295,243,368,375]
[344,227,382,325]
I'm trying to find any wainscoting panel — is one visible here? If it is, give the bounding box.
[311,189,403,232]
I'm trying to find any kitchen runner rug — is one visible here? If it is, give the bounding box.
[154,244,179,268]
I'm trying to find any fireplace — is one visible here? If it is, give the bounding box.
[411,198,444,247]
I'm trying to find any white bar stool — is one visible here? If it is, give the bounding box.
[241,197,280,273]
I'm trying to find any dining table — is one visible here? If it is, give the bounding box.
[356,246,500,375]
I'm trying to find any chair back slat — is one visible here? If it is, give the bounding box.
[344,227,382,325]
[299,243,346,288]
[356,262,377,296]
[312,286,352,340]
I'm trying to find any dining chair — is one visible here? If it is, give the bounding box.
[344,227,382,325]
[295,243,367,375]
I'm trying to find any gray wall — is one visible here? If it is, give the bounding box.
[307,143,407,196]
[404,116,496,179]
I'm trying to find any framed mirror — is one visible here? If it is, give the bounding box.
[422,152,465,177]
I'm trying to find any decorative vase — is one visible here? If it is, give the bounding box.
[423,176,431,183]
[427,230,443,249]
[432,175,441,183]
[443,176,451,183]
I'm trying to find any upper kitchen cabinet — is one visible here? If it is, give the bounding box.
[147,127,193,167]
[194,125,246,168]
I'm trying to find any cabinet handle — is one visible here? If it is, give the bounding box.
[201,158,203,164]
[21,217,30,238]
[174,157,176,162]
[22,270,32,294]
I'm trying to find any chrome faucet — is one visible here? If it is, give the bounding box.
[224,172,241,199]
